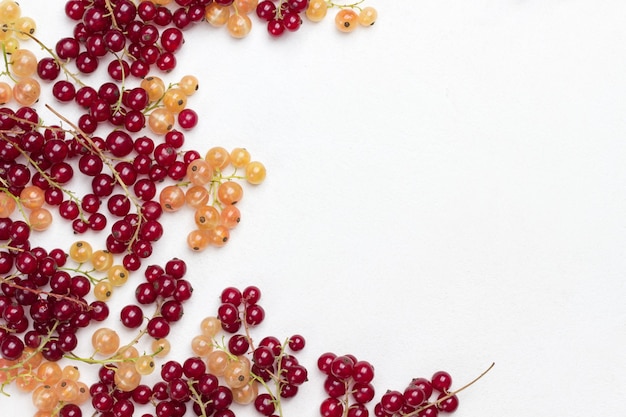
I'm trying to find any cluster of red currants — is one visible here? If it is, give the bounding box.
[215,286,309,414]
[317,351,467,417]
[255,0,310,36]
[129,257,193,338]
[61,0,207,79]
[318,352,376,417]
[0,225,117,364]
[373,371,459,417]
[138,285,308,416]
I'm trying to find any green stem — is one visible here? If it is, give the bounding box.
[0,43,18,83]
[328,0,366,11]
[187,380,209,417]
[12,29,85,87]
[0,321,60,374]
[46,104,146,251]
[11,144,89,222]
[0,185,30,224]
[58,264,105,285]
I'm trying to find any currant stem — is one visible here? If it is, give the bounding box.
[46,104,147,249]
[250,371,284,417]
[342,378,351,417]
[143,82,179,114]
[104,0,121,31]
[327,0,366,11]
[0,321,60,374]
[1,43,18,83]
[187,380,209,417]
[59,264,105,285]
[241,308,256,352]
[0,186,30,224]
[0,244,26,253]
[111,52,127,114]
[275,0,288,19]
[12,145,89,222]
[14,30,85,87]
[0,275,90,309]
[247,336,291,417]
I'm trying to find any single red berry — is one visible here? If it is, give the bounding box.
[431,370,453,392]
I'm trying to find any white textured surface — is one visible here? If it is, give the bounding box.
[5,1,626,415]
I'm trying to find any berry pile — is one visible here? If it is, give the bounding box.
[0,1,491,417]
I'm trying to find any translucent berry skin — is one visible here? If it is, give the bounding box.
[161,27,184,52]
[324,375,346,398]
[320,397,344,417]
[242,285,261,304]
[335,9,359,33]
[318,352,337,374]
[254,393,275,416]
[358,7,378,26]
[221,287,243,306]
[267,19,285,37]
[417,406,439,417]
[288,334,306,351]
[120,305,144,328]
[245,161,266,184]
[352,382,375,404]
[411,377,434,398]
[257,0,276,20]
[330,355,354,380]
[178,108,198,129]
[347,404,369,417]
[218,302,240,327]
[283,11,302,32]
[0,333,24,360]
[404,384,427,407]
[436,393,459,412]
[352,360,375,384]
[380,390,405,413]
[431,370,453,392]
[252,346,275,369]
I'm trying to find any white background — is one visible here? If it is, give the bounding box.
[5,0,626,416]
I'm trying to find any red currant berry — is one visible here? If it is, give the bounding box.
[431,370,453,392]
[267,19,285,37]
[177,108,198,129]
[120,304,144,328]
[330,355,354,380]
[147,316,170,338]
[320,397,344,417]
[288,334,306,351]
[352,360,375,384]
[436,393,459,412]
[160,27,184,53]
[254,393,275,416]
[220,287,242,306]
[380,390,405,414]
[257,1,276,20]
